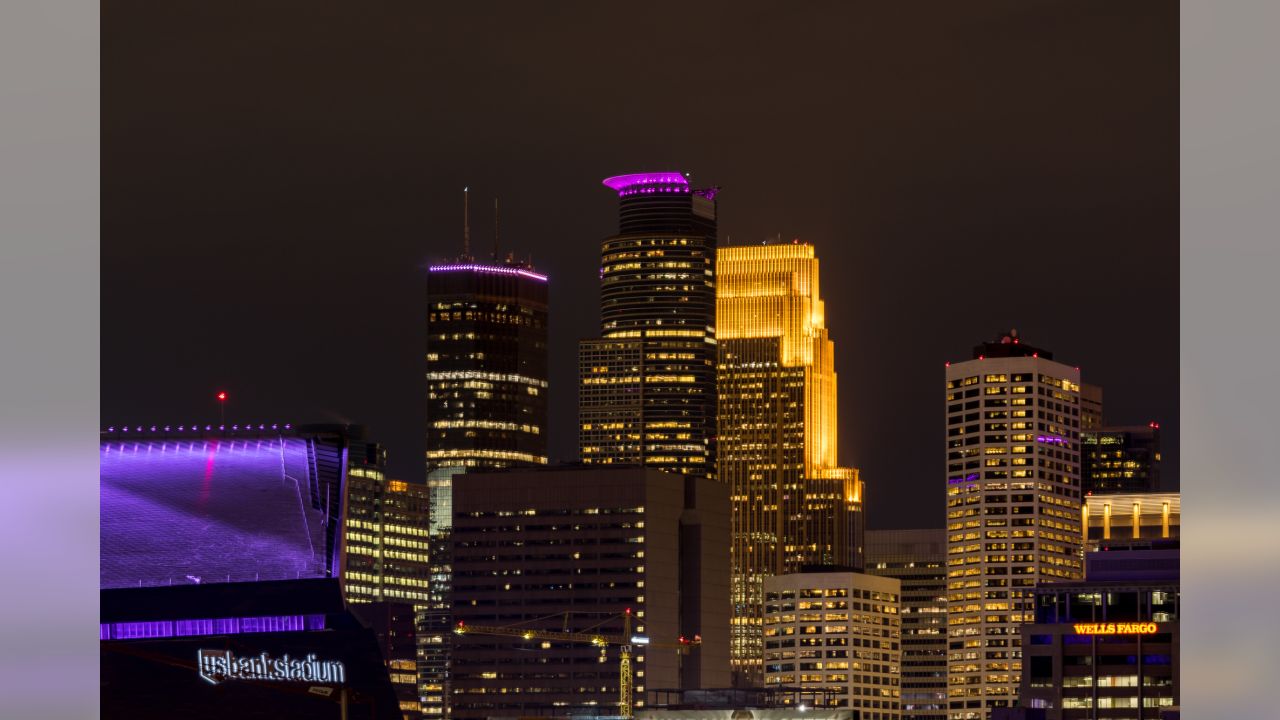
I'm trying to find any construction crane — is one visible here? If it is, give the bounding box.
[454,608,700,719]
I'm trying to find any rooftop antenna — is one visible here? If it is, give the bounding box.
[463,186,471,259]
[493,197,500,263]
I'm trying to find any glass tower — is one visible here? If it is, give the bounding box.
[579,172,718,481]
[717,242,864,685]
[425,259,550,718]
[425,262,549,472]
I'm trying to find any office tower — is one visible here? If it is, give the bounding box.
[1082,491,1180,552]
[579,172,719,481]
[717,241,865,685]
[342,442,433,605]
[1078,384,1103,432]
[340,438,434,718]
[1081,424,1161,494]
[448,466,731,719]
[762,571,903,720]
[426,251,550,718]
[944,331,1085,719]
[868,529,948,720]
[1017,541,1179,719]
[426,260,549,473]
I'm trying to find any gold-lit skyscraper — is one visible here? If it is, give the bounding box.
[717,241,864,686]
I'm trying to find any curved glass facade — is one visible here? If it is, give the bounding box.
[580,174,718,481]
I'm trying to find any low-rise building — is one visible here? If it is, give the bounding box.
[448,466,731,719]
[763,571,902,720]
[867,530,947,720]
[1017,541,1179,719]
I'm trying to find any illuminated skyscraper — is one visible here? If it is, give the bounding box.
[426,228,550,718]
[579,172,718,481]
[716,241,865,685]
[426,261,549,473]
[944,332,1084,719]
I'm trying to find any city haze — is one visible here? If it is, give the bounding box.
[102,1,1178,528]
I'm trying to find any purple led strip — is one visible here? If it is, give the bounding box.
[104,423,292,434]
[947,473,980,485]
[1036,435,1068,445]
[100,614,326,641]
[428,264,548,282]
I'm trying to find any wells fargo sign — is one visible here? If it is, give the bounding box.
[1071,622,1159,635]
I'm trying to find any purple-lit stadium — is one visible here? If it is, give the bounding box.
[99,424,401,719]
[100,426,344,589]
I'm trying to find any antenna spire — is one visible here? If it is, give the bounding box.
[462,186,471,259]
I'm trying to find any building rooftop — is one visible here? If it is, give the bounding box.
[100,427,346,589]
[970,328,1054,360]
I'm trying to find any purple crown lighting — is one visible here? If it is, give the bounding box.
[602,172,690,197]
[428,264,548,282]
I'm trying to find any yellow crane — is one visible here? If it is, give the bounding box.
[454,608,700,719]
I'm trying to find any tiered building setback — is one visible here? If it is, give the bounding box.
[717,242,864,685]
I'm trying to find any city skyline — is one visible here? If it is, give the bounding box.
[101,2,1178,529]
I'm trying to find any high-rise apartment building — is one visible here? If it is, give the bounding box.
[763,571,903,720]
[867,529,949,720]
[944,331,1085,719]
[717,241,864,684]
[447,466,732,719]
[579,172,719,481]
[1081,424,1161,494]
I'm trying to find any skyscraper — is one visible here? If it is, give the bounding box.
[944,331,1084,719]
[425,260,549,473]
[426,217,551,718]
[717,241,864,685]
[579,172,719,481]
[1081,423,1161,494]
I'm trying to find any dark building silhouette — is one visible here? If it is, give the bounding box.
[448,466,732,719]
[1081,424,1161,494]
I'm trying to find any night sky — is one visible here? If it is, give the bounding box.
[103,2,1178,529]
